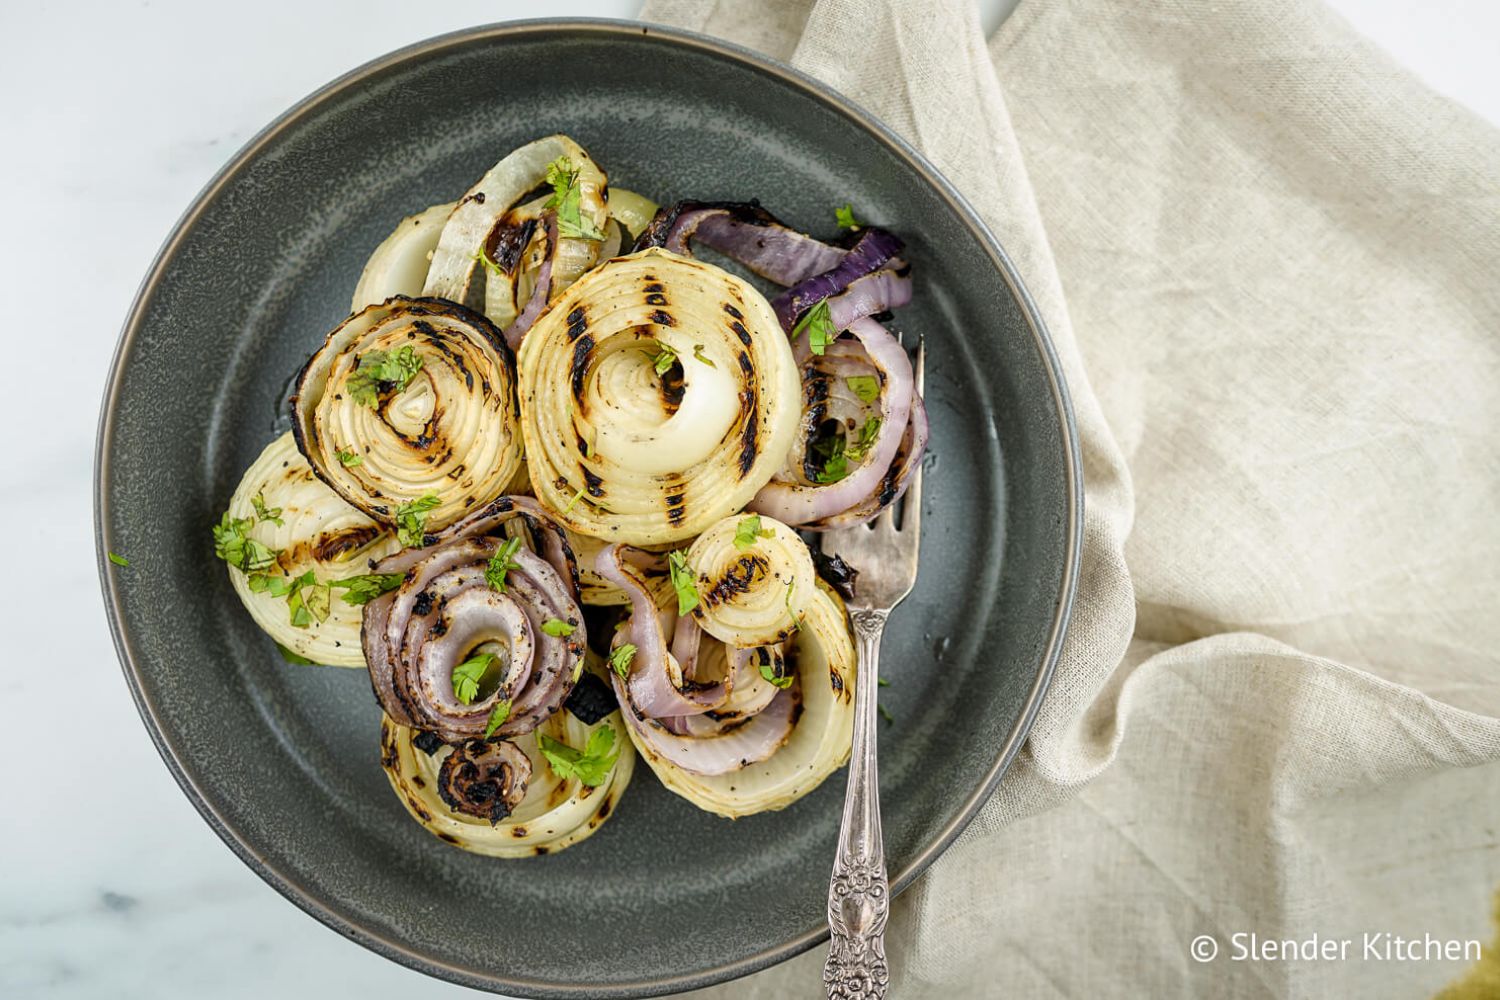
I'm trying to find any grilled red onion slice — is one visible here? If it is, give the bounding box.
[808,392,929,531]
[771,227,904,330]
[362,497,585,743]
[751,317,917,526]
[612,676,799,777]
[634,201,845,286]
[436,737,532,823]
[594,543,727,718]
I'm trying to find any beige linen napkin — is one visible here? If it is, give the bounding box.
[641,0,1500,996]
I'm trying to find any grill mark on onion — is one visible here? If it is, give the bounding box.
[582,467,605,498]
[737,351,753,376]
[723,302,743,320]
[310,524,383,563]
[699,554,768,608]
[739,389,759,476]
[485,215,538,275]
[570,335,594,398]
[659,365,684,415]
[650,309,675,326]
[730,320,751,345]
[566,306,589,342]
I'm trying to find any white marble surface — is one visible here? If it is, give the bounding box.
[3,1,1496,997]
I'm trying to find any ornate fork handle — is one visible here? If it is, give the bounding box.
[825,608,892,999]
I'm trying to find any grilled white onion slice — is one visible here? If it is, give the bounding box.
[424,135,608,328]
[620,581,855,818]
[351,202,454,311]
[224,433,399,666]
[518,248,800,545]
[380,706,633,857]
[291,296,523,533]
[685,514,817,648]
[566,528,674,608]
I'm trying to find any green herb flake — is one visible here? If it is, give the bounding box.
[251,492,284,527]
[538,726,618,787]
[483,699,512,739]
[846,417,882,461]
[212,512,279,572]
[879,703,895,724]
[846,375,880,403]
[336,449,363,467]
[812,432,849,484]
[332,572,405,605]
[277,644,316,666]
[608,643,637,679]
[451,652,495,705]
[759,660,794,690]
[792,299,836,356]
[286,570,330,628]
[733,514,774,551]
[652,346,677,375]
[544,156,606,241]
[107,551,129,567]
[562,486,588,514]
[667,550,700,616]
[878,677,890,688]
[346,345,424,408]
[834,203,863,231]
[485,537,524,592]
[692,344,715,368]
[395,493,441,548]
[472,247,507,280]
[542,618,575,637]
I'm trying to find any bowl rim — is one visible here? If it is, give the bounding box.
[94,16,1083,998]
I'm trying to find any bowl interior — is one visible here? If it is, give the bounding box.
[99,22,1076,997]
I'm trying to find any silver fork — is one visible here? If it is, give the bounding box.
[820,341,924,1000]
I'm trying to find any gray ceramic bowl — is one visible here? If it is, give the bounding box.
[96,19,1081,999]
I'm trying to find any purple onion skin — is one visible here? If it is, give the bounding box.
[771,227,904,330]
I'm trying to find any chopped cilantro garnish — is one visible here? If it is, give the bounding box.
[652,346,677,375]
[483,699,511,739]
[336,449,363,467]
[845,375,880,402]
[346,345,424,408]
[792,299,836,355]
[760,659,794,689]
[451,652,495,705]
[251,493,283,527]
[608,643,637,679]
[107,552,129,567]
[846,417,882,460]
[485,537,523,592]
[212,512,279,572]
[538,726,618,787]
[544,156,606,241]
[472,247,507,280]
[394,493,440,547]
[812,433,848,484]
[285,570,331,628]
[562,486,588,514]
[542,618,575,637]
[834,203,863,231]
[733,514,774,551]
[879,703,895,724]
[667,550,699,615]
[332,572,405,605]
[692,344,715,368]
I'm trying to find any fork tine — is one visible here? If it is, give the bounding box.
[899,340,925,534]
